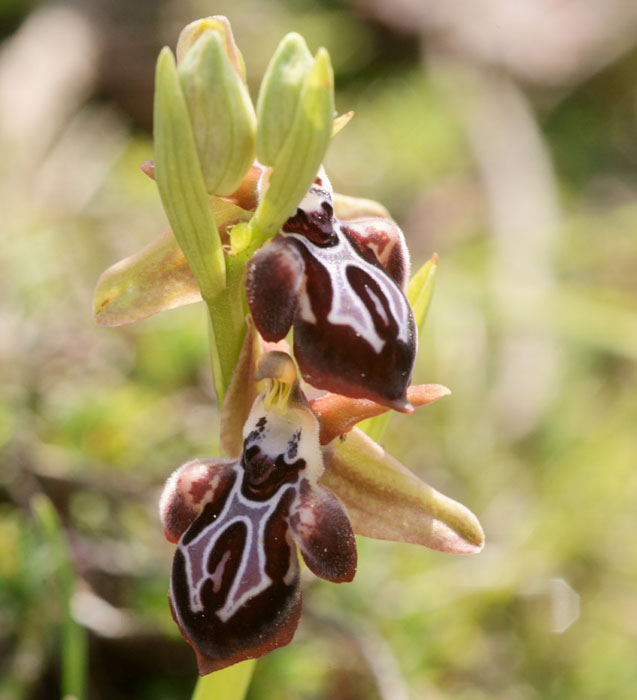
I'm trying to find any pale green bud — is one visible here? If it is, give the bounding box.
[252,47,334,244]
[176,16,245,79]
[178,30,256,197]
[256,33,313,166]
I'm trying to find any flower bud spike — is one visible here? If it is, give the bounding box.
[178,30,256,196]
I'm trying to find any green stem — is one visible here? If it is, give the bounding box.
[31,494,87,700]
[191,660,256,700]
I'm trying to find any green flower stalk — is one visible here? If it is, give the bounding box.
[93,15,484,692]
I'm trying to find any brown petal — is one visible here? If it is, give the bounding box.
[322,429,484,554]
[170,483,302,675]
[290,479,357,582]
[219,323,261,458]
[159,459,237,543]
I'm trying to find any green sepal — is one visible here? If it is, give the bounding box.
[251,48,334,246]
[178,31,256,196]
[332,192,390,221]
[256,33,313,166]
[361,254,440,443]
[408,253,439,332]
[94,199,251,326]
[323,428,484,554]
[153,46,226,301]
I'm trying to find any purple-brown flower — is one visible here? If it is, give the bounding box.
[160,353,356,674]
[246,169,417,411]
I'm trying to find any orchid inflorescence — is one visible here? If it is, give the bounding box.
[94,16,484,675]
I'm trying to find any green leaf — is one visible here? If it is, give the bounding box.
[178,30,256,196]
[322,428,484,554]
[94,199,251,326]
[251,48,334,246]
[32,494,88,700]
[153,46,226,301]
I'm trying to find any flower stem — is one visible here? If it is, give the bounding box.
[191,660,257,700]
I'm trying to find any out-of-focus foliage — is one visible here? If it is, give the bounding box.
[1,0,637,698]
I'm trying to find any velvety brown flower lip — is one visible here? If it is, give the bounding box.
[160,354,356,674]
[247,169,417,411]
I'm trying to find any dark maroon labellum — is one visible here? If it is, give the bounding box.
[247,171,417,411]
[162,392,356,674]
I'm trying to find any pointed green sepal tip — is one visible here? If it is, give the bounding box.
[176,16,245,79]
[94,197,252,327]
[323,429,484,554]
[256,32,313,167]
[252,45,335,244]
[153,46,226,300]
[408,253,439,333]
[178,30,256,197]
[93,230,201,326]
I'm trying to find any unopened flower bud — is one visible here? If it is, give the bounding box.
[252,43,334,242]
[256,33,313,166]
[176,15,245,78]
[178,30,256,197]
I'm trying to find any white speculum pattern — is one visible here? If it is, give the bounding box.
[179,467,277,623]
[284,225,410,354]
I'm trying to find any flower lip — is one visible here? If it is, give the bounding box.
[161,352,356,674]
[247,168,417,409]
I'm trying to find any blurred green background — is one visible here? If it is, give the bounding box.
[2,0,637,698]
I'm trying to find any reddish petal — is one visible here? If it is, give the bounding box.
[341,218,410,291]
[310,383,451,445]
[290,478,357,582]
[246,237,304,341]
[219,323,260,458]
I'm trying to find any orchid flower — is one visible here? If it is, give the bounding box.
[159,346,482,673]
[247,167,417,410]
[93,15,484,682]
